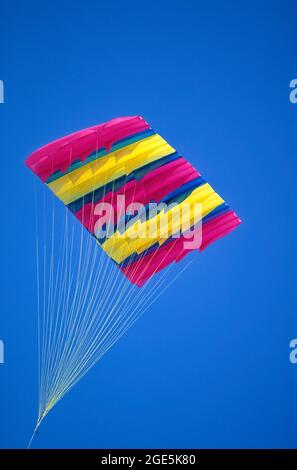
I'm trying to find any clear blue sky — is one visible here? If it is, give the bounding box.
[0,0,296,449]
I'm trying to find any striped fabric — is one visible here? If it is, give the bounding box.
[26,115,241,286]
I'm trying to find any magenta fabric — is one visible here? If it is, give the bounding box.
[25,116,149,182]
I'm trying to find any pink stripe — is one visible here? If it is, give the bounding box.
[199,211,241,251]
[121,211,241,286]
[25,116,150,182]
[120,237,187,287]
[75,158,200,234]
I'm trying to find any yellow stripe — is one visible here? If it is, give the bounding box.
[101,183,224,263]
[47,134,174,204]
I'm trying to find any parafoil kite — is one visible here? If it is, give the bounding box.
[26,115,240,286]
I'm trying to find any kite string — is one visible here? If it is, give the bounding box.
[34,134,195,422]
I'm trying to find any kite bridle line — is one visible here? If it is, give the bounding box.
[27,132,197,447]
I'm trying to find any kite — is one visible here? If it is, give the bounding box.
[26,115,241,286]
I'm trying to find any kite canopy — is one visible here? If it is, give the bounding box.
[26,116,241,286]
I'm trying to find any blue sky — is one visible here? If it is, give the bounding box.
[0,0,296,448]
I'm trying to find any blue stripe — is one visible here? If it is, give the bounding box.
[202,203,229,223]
[162,176,205,204]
